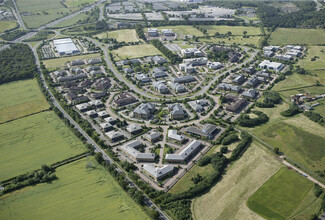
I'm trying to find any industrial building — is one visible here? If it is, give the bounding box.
[53,38,79,55]
[165,140,202,163]
[142,165,174,181]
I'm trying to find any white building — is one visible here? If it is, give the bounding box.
[53,38,79,55]
[148,28,158,37]
[142,165,174,181]
[258,60,284,72]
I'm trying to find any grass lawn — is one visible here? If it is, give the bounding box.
[0,20,18,33]
[273,73,321,91]
[200,36,261,47]
[248,103,325,174]
[0,79,49,123]
[314,99,325,118]
[0,158,149,220]
[199,25,262,36]
[147,25,204,37]
[247,168,315,220]
[278,86,325,99]
[192,142,282,220]
[111,44,162,61]
[53,13,88,28]
[299,46,325,71]
[96,29,139,43]
[43,53,100,69]
[0,111,87,180]
[269,28,325,45]
[64,0,97,7]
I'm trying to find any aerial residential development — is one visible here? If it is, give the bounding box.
[0,0,325,219]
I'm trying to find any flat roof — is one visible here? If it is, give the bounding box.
[53,38,79,54]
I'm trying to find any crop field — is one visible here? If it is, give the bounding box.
[192,142,282,220]
[96,29,139,43]
[0,79,49,123]
[199,25,262,36]
[0,20,18,33]
[16,0,80,28]
[249,103,325,173]
[0,158,149,220]
[148,25,204,37]
[111,44,162,61]
[0,111,86,180]
[269,28,325,45]
[200,36,261,47]
[247,168,315,220]
[43,53,100,69]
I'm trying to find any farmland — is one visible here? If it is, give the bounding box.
[199,25,262,36]
[96,29,139,43]
[192,142,282,220]
[111,44,162,61]
[247,168,319,220]
[43,53,100,69]
[148,25,204,37]
[16,0,81,28]
[0,20,18,33]
[0,79,49,123]
[269,28,325,45]
[0,158,149,220]
[0,111,87,180]
[248,103,325,174]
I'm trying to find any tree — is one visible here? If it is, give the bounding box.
[220,146,228,154]
[94,152,103,164]
[274,147,280,155]
[243,31,247,36]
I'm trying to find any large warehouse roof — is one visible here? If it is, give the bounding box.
[53,38,79,55]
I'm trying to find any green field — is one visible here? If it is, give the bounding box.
[64,0,97,7]
[0,158,149,220]
[0,111,87,180]
[269,28,325,45]
[199,25,262,36]
[96,29,139,43]
[43,53,100,69]
[0,79,49,123]
[0,20,18,33]
[111,44,162,61]
[147,25,204,37]
[247,168,316,220]
[273,73,321,91]
[248,103,325,174]
[16,0,80,28]
[200,36,261,47]
[53,13,88,28]
[192,142,282,220]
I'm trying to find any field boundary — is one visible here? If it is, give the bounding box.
[0,108,51,125]
[276,84,321,92]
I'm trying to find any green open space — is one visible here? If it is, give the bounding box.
[247,168,315,220]
[200,36,261,47]
[248,103,325,174]
[64,0,98,7]
[146,25,204,37]
[0,111,87,180]
[299,46,325,71]
[111,44,162,61]
[0,158,149,220]
[273,73,322,92]
[96,29,139,43]
[53,13,88,28]
[0,79,49,123]
[199,25,262,36]
[192,142,282,220]
[269,28,325,45]
[0,20,18,33]
[43,53,100,69]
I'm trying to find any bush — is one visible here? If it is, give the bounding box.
[304,111,324,124]
[280,104,302,117]
[237,111,269,127]
[221,134,239,145]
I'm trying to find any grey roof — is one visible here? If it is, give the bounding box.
[104,117,116,123]
[168,103,185,118]
[57,73,87,83]
[106,131,124,140]
[126,124,143,133]
[172,75,196,84]
[120,140,155,161]
[146,132,161,141]
[89,70,104,77]
[53,38,79,55]
[165,140,202,162]
[135,74,151,83]
[242,89,258,98]
[168,130,184,142]
[218,83,242,93]
[247,77,260,87]
[100,122,113,129]
[188,100,208,112]
[153,71,167,79]
[185,124,218,138]
[142,164,174,179]
[88,58,101,64]
[153,81,169,94]
[86,66,100,72]
[133,103,155,115]
[170,83,186,93]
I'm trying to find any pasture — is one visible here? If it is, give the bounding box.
[273,73,323,92]
[199,25,262,36]
[53,13,88,28]
[249,103,325,173]
[111,44,162,61]
[247,168,315,220]
[0,158,149,220]
[0,20,18,33]
[299,46,325,71]
[96,29,139,43]
[147,25,204,37]
[269,28,325,45]
[0,79,49,123]
[192,142,282,220]
[43,53,100,69]
[0,111,86,180]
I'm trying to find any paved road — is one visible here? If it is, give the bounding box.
[10,1,26,30]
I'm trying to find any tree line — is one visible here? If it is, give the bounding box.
[151,39,181,64]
